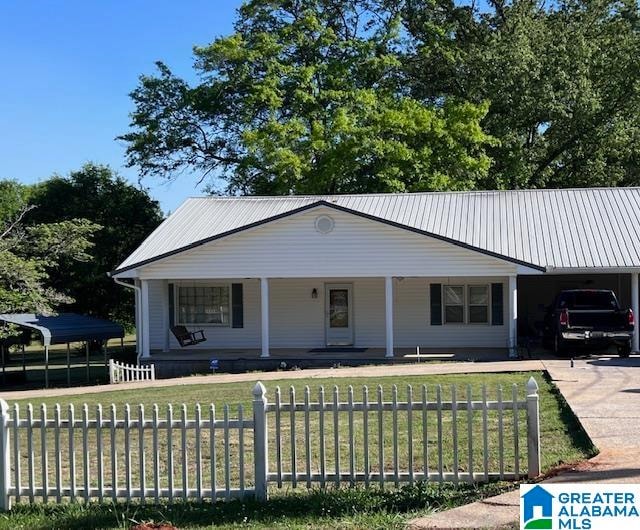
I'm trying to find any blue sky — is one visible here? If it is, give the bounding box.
[0,1,242,214]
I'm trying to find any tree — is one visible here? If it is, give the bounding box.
[28,164,164,326]
[120,0,494,195]
[0,180,98,325]
[406,0,640,189]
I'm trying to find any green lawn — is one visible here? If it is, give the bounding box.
[1,371,595,529]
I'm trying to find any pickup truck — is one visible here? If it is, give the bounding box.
[544,289,634,357]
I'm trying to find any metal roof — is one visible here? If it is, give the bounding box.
[0,313,125,346]
[113,188,640,274]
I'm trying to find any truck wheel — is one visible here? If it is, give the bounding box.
[618,343,631,358]
[554,334,568,357]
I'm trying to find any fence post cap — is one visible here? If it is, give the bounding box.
[253,381,267,398]
[526,376,539,395]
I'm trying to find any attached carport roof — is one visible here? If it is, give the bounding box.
[0,313,124,346]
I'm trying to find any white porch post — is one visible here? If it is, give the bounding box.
[632,273,639,352]
[508,275,518,356]
[385,276,394,358]
[260,278,270,358]
[140,279,151,359]
[162,279,170,352]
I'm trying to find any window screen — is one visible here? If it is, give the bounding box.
[444,285,465,323]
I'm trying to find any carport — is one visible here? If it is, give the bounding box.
[517,273,636,349]
[0,313,125,388]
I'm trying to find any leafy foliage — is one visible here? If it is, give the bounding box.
[121,0,640,192]
[120,0,494,194]
[0,181,99,320]
[27,164,164,326]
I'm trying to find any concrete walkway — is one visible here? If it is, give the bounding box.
[409,355,640,529]
[1,359,544,401]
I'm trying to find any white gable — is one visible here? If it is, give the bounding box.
[137,206,518,279]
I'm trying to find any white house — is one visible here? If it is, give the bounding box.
[111,188,640,375]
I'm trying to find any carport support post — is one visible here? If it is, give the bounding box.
[44,345,49,389]
[632,272,639,352]
[526,377,541,479]
[66,343,71,387]
[86,342,90,383]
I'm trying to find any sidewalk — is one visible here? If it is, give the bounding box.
[408,356,640,529]
[1,359,544,401]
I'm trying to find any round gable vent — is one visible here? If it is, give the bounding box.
[315,215,335,234]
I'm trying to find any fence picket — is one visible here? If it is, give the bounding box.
[304,386,311,489]
[377,385,384,488]
[422,385,428,479]
[194,404,202,501]
[407,385,413,485]
[333,386,340,487]
[224,404,231,501]
[167,404,174,502]
[152,404,160,502]
[124,404,131,502]
[392,385,399,487]
[12,405,20,504]
[289,387,297,488]
[110,404,117,502]
[27,404,34,503]
[466,385,473,483]
[181,404,188,500]
[362,386,370,487]
[82,404,90,502]
[436,385,443,481]
[275,387,282,488]
[139,404,146,503]
[513,384,520,477]
[347,386,355,486]
[40,405,49,503]
[54,404,61,503]
[318,386,326,487]
[209,404,216,500]
[498,386,504,480]
[451,385,459,484]
[96,404,104,502]
[239,404,245,496]
[482,385,489,482]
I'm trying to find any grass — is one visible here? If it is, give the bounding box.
[2,371,595,529]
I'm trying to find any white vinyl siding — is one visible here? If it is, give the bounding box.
[146,276,509,351]
[139,207,518,280]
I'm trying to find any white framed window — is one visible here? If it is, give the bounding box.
[177,285,230,326]
[468,285,490,324]
[443,285,465,324]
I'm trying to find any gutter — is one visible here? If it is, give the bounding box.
[112,277,142,363]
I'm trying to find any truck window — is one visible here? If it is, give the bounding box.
[557,291,618,310]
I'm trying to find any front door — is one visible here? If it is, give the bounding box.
[325,284,354,346]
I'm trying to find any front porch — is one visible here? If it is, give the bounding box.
[144,346,510,377]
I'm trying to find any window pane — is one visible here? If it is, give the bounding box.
[469,306,488,323]
[469,286,489,305]
[444,286,464,305]
[177,285,230,325]
[445,306,464,323]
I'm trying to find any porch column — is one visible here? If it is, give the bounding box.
[633,273,639,352]
[508,275,518,356]
[162,279,170,352]
[385,276,394,358]
[140,279,151,359]
[260,278,270,358]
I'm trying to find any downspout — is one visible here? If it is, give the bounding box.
[112,277,143,363]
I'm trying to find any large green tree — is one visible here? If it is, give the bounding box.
[120,0,493,194]
[122,0,640,192]
[28,164,164,325]
[0,180,98,324]
[405,0,640,188]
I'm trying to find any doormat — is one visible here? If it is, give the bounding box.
[309,347,368,353]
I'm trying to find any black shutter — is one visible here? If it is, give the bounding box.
[232,283,244,328]
[491,283,504,325]
[430,284,442,325]
[168,283,175,327]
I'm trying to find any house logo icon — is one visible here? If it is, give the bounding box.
[522,485,554,529]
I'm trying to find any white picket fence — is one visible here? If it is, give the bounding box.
[109,359,155,384]
[0,377,541,509]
